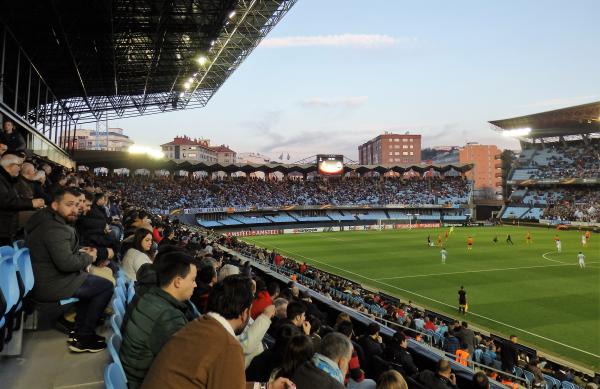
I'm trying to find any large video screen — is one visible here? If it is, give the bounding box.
[317,154,344,176]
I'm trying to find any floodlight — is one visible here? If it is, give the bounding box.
[502,127,531,137]
[197,55,208,66]
[128,145,164,159]
[184,82,191,89]
[228,10,236,19]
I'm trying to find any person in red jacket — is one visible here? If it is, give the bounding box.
[250,278,273,320]
[152,225,164,243]
[274,253,283,266]
[424,316,437,331]
[299,262,307,274]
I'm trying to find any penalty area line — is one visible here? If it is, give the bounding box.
[243,238,600,359]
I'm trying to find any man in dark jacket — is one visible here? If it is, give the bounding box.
[385,332,419,377]
[417,359,458,389]
[25,187,113,352]
[454,321,476,355]
[357,323,385,378]
[1,119,26,153]
[120,252,198,389]
[0,152,44,245]
[500,335,519,373]
[291,332,352,389]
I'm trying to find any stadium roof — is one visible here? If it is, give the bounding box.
[0,0,296,123]
[489,101,600,138]
[73,150,474,173]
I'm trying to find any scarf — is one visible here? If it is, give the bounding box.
[312,353,344,384]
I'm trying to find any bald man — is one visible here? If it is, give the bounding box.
[0,153,44,244]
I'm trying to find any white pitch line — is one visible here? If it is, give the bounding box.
[246,239,600,359]
[542,251,568,264]
[375,262,600,281]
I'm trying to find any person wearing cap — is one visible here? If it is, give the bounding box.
[1,119,26,153]
[0,152,45,245]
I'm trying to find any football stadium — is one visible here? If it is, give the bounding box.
[0,2,598,389]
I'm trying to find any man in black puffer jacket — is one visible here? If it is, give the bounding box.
[26,187,113,353]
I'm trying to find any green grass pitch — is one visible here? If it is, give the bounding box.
[241,226,600,370]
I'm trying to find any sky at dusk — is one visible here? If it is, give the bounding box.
[111,0,600,161]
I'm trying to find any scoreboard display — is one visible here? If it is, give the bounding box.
[317,154,344,176]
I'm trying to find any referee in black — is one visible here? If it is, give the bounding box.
[458,286,467,315]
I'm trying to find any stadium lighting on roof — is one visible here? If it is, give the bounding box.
[128,145,164,159]
[228,10,236,19]
[502,127,531,137]
[183,81,191,89]
[187,77,194,83]
[197,55,208,66]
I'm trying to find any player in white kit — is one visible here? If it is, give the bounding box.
[556,238,562,253]
[441,248,448,264]
[577,252,585,268]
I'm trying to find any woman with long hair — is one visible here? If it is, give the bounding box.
[272,334,314,380]
[122,228,153,281]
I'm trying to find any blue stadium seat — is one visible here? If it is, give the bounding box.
[110,313,122,337]
[0,256,20,319]
[104,362,127,389]
[13,248,34,296]
[561,382,575,389]
[126,282,135,304]
[115,286,126,305]
[116,276,127,291]
[107,333,123,368]
[12,240,25,250]
[112,297,125,318]
[523,370,534,386]
[543,374,560,389]
[514,366,523,378]
[0,246,15,260]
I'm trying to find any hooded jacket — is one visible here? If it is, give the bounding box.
[25,208,93,301]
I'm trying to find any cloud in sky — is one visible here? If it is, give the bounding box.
[301,96,368,109]
[260,34,415,49]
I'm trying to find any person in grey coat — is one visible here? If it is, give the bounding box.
[454,321,476,355]
[25,187,113,353]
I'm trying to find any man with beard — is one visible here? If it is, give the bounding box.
[25,187,114,352]
[120,252,198,389]
[141,275,294,389]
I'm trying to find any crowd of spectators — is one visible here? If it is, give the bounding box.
[222,237,599,389]
[2,118,597,389]
[107,175,471,212]
[541,189,599,223]
[521,140,600,180]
